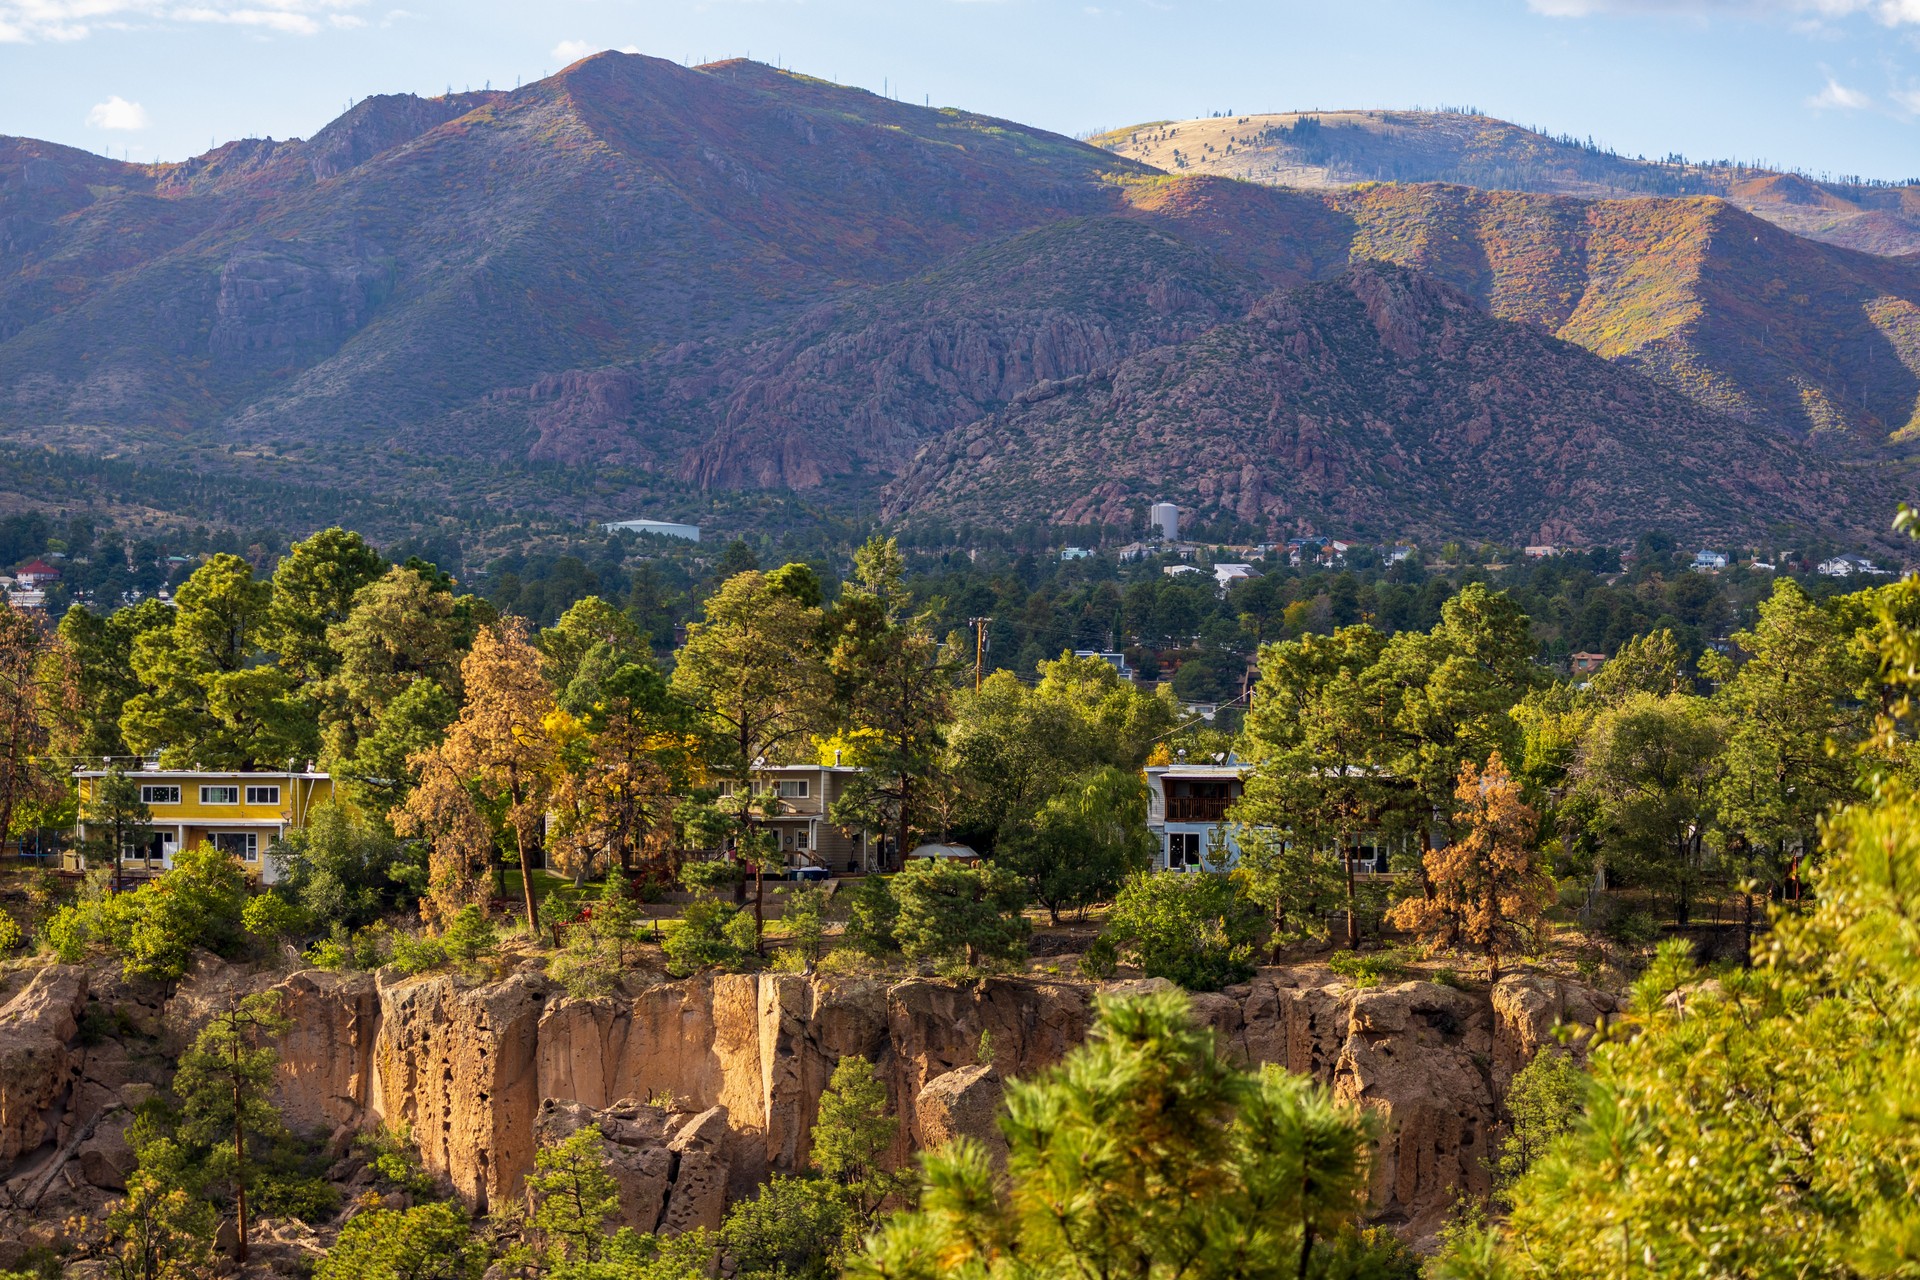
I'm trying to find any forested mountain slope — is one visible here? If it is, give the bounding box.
[0,57,1915,544]
[883,264,1863,544]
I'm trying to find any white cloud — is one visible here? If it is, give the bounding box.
[1528,0,1920,22]
[0,0,368,42]
[86,95,149,129]
[1892,84,1920,111]
[1807,74,1872,106]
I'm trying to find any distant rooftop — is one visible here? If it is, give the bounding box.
[603,519,700,542]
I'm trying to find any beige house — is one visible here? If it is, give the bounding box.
[719,764,877,874]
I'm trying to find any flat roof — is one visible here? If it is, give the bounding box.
[74,769,330,780]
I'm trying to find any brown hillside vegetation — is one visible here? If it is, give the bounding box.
[1094,108,1920,254]
[882,264,1860,544]
[0,59,1916,543]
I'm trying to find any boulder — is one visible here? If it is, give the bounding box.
[913,1064,1006,1165]
[532,1097,733,1237]
[0,965,86,1162]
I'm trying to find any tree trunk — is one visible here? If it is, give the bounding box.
[515,828,539,937]
[1344,844,1358,951]
[1741,891,1754,969]
[754,860,765,954]
[230,1031,248,1263]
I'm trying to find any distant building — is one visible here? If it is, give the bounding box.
[1213,563,1257,590]
[1074,650,1134,678]
[1691,550,1730,572]
[1385,545,1415,565]
[1150,502,1180,542]
[603,519,701,543]
[1524,545,1557,559]
[1164,564,1203,578]
[1060,546,1093,561]
[714,764,877,873]
[1818,554,1885,578]
[1569,651,1608,677]
[15,559,60,587]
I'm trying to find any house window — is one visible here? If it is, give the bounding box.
[245,785,280,806]
[775,780,809,799]
[793,826,810,850]
[210,832,258,862]
[200,786,239,805]
[1167,832,1203,868]
[716,781,736,797]
[139,785,180,805]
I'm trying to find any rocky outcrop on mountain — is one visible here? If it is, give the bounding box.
[912,1064,1006,1164]
[0,965,86,1164]
[884,263,1865,545]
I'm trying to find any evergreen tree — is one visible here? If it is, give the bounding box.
[891,859,1029,971]
[172,991,293,1262]
[318,1202,488,1280]
[527,1126,621,1265]
[852,992,1407,1280]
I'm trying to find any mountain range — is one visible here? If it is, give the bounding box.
[1093,109,1920,256]
[1,53,1915,547]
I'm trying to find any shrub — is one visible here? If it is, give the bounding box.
[662,898,756,977]
[1602,906,1662,948]
[241,893,310,945]
[0,910,21,953]
[1327,949,1406,988]
[388,932,449,976]
[781,885,829,971]
[1100,872,1260,991]
[841,875,899,958]
[319,1202,486,1280]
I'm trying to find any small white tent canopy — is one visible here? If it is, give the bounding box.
[906,842,981,863]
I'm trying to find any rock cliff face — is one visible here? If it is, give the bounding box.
[258,964,1610,1243]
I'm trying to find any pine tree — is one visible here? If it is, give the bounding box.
[172,991,293,1262]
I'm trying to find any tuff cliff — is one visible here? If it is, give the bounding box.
[268,963,1613,1241]
[0,957,1614,1251]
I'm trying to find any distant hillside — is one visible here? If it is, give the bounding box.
[1092,110,1920,256]
[0,60,1914,548]
[882,264,1866,545]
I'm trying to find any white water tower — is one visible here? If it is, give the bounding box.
[1150,502,1179,542]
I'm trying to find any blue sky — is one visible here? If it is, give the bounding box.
[2,0,1917,181]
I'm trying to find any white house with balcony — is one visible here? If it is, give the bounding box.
[1145,760,1412,875]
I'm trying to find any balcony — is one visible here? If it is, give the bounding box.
[1165,798,1235,823]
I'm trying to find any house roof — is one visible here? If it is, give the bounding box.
[73,768,331,780]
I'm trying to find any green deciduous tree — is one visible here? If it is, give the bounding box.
[1103,870,1262,991]
[996,765,1156,924]
[851,991,1409,1280]
[1584,628,1687,705]
[1493,1050,1585,1201]
[317,1202,488,1280]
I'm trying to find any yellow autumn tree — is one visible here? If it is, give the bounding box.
[392,751,494,928]
[1386,750,1548,978]
[396,619,556,934]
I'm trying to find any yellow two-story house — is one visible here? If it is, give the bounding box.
[72,767,334,884]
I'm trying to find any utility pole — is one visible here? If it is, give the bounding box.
[968,617,992,692]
